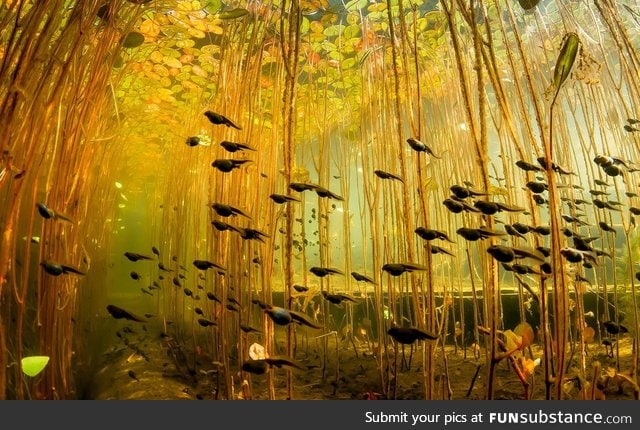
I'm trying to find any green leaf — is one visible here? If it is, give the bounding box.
[160,47,181,58]
[345,0,368,12]
[219,8,249,19]
[204,0,222,14]
[190,75,209,86]
[342,57,357,70]
[21,356,50,377]
[344,24,360,40]
[300,17,310,35]
[328,50,343,61]
[323,24,345,37]
[551,32,580,101]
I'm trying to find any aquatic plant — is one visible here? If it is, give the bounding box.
[2,0,640,400]
[21,356,50,378]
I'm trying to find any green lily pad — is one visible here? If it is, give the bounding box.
[345,0,368,12]
[21,356,50,377]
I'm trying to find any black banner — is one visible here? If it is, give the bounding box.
[0,401,636,430]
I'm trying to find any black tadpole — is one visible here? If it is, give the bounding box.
[220,140,255,152]
[414,227,455,243]
[211,202,251,218]
[293,284,309,292]
[310,266,344,277]
[374,169,404,183]
[387,327,438,344]
[124,252,154,262]
[351,271,377,285]
[603,321,628,335]
[382,263,428,276]
[406,137,440,158]
[321,291,359,305]
[107,304,146,322]
[41,260,85,276]
[204,111,241,129]
[269,193,300,204]
[193,259,226,271]
[211,159,251,173]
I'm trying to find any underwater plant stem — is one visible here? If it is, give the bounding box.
[466,364,482,398]
[466,248,481,351]
[359,130,387,395]
[574,282,587,375]
[624,233,640,378]
[501,0,548,154]
[14,183,39,399]
[440,304,453,399]
[445,0,496,399]
[279,0,302,399]
[610,227,621,371]
[594,1,640,101]
[407,0,436,399]
[0,318,5,399]
[383,0,420,322]
[547,100,569,400]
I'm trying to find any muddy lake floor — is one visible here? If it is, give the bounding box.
[89,326,636,400]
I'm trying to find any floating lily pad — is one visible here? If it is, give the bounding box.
[122,32,145,48]
[345,0,368,12]
[21,356,50,377]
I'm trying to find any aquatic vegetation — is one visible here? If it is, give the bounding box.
[21,356,50,378]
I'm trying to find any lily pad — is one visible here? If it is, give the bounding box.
[345,0,368,12]
[21,356,50,377]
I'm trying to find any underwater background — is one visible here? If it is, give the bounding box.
[1,0,640,400]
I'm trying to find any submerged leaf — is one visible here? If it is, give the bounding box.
[519,356,537,378]
[21,356,50,377]
[514,322,535,348]
[551,33,580,101]
[219,8,249,19]
[503,329,523,352]
[583,326,595,343]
